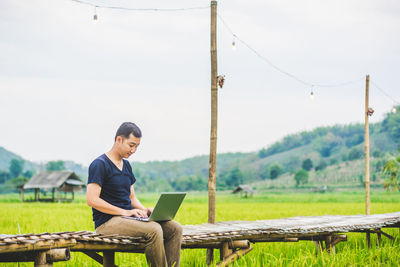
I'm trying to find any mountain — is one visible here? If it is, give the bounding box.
[131,106,400,191]
[0,147,38,172]
[0,147,87,182]
[1,106,399,192]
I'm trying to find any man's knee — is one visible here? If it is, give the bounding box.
[172,221,183,236]
[164,220,183,238]
[145,222,164,241]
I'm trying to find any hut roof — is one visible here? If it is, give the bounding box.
[23,171,85,189]
[232,185,255,194]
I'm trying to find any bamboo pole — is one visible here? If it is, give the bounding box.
[207,0,218,265]
[365,75,370,216]
[216,246,253,267]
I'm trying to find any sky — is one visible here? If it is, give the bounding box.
[0,0,399,166]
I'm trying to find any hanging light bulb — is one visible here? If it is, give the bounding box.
[93,6,98,24]
[310,86,315,100]
[232,35,236,51]
[392,107,397,113]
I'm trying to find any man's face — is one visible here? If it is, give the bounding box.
[116,133,141,159]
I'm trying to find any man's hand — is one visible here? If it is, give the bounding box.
[145,207,154,216]
[122,209,148,218]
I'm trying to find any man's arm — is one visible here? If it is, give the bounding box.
[86,183,147,217]
[130,185,153,216]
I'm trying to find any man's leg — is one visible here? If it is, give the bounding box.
[96,216,168,267]
[159,220,183,267]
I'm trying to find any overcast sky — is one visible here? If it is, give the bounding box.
[0,0,399,166]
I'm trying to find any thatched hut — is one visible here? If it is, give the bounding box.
[22,171,85,202]
[232,185,255,198]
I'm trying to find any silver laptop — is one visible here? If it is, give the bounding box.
[122,192,186,222]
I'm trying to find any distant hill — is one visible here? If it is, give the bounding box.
[1,106,399,192]
[0,147,87,182]
[0,147,38,172]
[131,106,400,191]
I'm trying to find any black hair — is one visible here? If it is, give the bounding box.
[115,122,142,141]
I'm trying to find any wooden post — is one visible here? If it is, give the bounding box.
[377,229,382,246]
[103,251,115,267]
[34,188,39,201]
[207,1,218,265]
[216,246,253,267]
[220,242,232,261]
[34,251,52,267]
[56,188,61,203]
[365,74,370,216]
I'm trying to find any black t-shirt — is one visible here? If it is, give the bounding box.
[88,154,136,228]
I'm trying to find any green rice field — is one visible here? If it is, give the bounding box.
[1,191,400,266]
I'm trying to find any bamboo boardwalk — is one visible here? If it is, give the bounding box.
[1,212,400,266]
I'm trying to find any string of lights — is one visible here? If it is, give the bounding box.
[70,0,210,12]
[371,81,400,112]
[217,14,365,90]
[69,0,399,108]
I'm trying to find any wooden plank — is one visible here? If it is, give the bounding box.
[70,243,145,252]
[0,249,70,263]
[0,239,75,254]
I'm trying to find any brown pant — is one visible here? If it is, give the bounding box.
[96,216,183,267]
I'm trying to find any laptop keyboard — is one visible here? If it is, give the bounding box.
[134,217,150,222]
[121,216,150,222]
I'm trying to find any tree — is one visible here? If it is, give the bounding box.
[171,175,207,191]
[269,163,283,180]
[345,134,364,148]
[0,171,10,184]
[226,166,244,186]
[46,160,66,171]
[329,158,339,165]
[23,170,34,178]
[294,169,308,187]
[383,156,400,191]
[313,133,342,157]
[7,176,29,188]
[258,148,268,158]
[9,159,24,178]
[302,158,313,171]
[348,147,363,161]
[259,164,270,180]
[381,106,400,145]
[315,160,327,171]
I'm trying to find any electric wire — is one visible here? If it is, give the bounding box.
[71,0,210,12]
[371,81,400,105]
[217,13,364,88]
[69,0,399,105]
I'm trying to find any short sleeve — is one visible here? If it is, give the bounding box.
[88,159,106,187]
[125,160,136,185]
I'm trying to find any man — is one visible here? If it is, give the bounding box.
[86,122,182,267]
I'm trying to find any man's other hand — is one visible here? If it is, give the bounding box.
[122,209,148,218]
[145,207,154,216]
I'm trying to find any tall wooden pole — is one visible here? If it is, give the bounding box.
[365,74,370,216]
[207,1,218,264]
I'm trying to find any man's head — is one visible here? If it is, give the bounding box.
[114,122,142,159]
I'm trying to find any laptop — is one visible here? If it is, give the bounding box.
[121,192,186,222]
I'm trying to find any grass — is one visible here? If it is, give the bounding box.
[1,190,400,266]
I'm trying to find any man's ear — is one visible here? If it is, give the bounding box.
[116,136,123,144]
